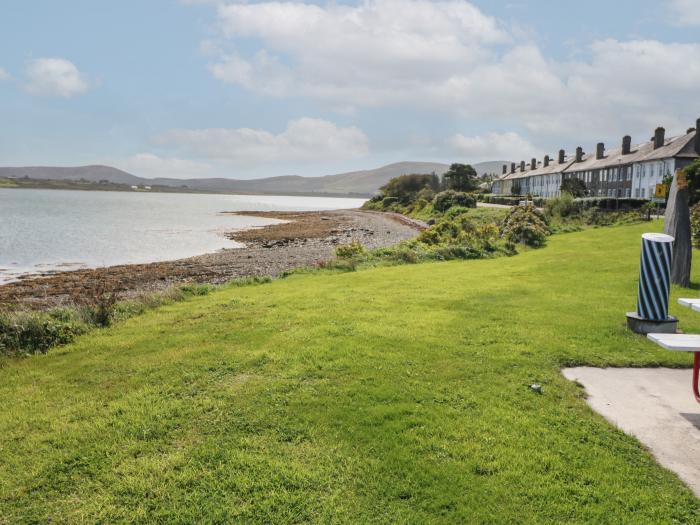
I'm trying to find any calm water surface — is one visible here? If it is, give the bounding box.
[0,189,366,283]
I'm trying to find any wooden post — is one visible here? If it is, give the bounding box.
[664,169,692,287]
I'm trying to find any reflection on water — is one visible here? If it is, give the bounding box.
[0,189,366,283]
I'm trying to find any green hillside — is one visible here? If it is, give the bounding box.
[1,222,699,523]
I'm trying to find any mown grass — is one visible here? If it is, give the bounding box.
[1,221,700,523]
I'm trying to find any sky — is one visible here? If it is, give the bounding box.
[0,0,699,179]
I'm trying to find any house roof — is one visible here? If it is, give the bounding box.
[492,129,697,182]
[500,157,574,180]
[564,131,697,173]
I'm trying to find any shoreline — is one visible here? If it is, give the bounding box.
[0,209,423,310]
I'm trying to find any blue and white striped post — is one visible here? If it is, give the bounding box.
[627,233,678,334]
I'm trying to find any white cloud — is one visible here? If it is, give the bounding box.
[211,0,507,106]
[25,58,90,98]
[0,68,10,81]
[667,0,700,26]
[116,153,213,179]
[154,117,369,167]
[449,132,537,162]
[200,0,700,148]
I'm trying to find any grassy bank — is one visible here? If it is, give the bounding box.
[1,221,699,523]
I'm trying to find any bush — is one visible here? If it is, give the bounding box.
[500,205,551,247]
[544,192,576,219]
[380,173,441,204]
[336,240,367,259]
[433,190,476,212]
[0,309,88,356]
[691,203,700,248]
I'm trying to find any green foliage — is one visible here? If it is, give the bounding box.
[443,163,479,192]
[500,205,551,247]
[544,192,576,219]
[684,159,700,206]
[379,173,441,204]
[432,190,476,212]
[336,240,367,259]
[560,177,588,197]
[0,282,218,356]
[511,180,522,195]
[691,202,700,248]
[0,309,88,356]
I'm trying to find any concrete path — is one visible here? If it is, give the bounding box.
[562,367,700,497]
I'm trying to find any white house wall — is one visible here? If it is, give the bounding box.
[631,159,676,199]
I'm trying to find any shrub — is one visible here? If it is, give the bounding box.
[380,173,441,204]
[71,276,119,327]
[432,190,476,212]
[0,309,88,356]
[382,197,399,209]
[544,192,577,219]
[691,203,700,248]
[500,205,551,247]
[336,240,367,259]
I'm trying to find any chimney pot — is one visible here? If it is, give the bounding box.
[622,135,632,155]
[654,127,665,149]
[510,162,516,174]
[530,158,537,170]
[575,147,583,162]
[520,161,525,172]
[544,155,550,167]
[596,142,605,160]
[502,164,507,175]
[558,149,565,164]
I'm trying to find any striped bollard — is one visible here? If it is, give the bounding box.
[627,233,678,334]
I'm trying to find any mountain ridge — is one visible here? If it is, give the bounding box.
[0,160,508,197]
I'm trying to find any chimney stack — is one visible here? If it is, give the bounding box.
[596,142,605,160]
[558,149,565,164]
[531,158,537,170]
[502,164,507,175]
[511,162,516,174]
[654,127,665,149]
[575,147,583,162]
[520,161,526,172]
[544,155,550,167]
[696,118,700,155]
[622,135,631,155]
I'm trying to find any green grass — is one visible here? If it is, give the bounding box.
[1,221,700,523]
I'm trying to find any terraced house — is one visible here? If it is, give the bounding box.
[491,118,700,199]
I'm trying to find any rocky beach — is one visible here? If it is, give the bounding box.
[0,209,423,310]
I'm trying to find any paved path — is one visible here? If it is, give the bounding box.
[477,202,512,209]
[562,366,700,497]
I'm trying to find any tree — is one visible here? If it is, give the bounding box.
[560,177,587,198]
[443,163,478,192]
[380,173,441,204]
[511,181,522,196]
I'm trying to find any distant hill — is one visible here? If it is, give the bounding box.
[472,161,510,177]
[0,165,143,186]
[0,160,507,197]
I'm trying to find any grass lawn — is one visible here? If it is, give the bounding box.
[2,221,700,523]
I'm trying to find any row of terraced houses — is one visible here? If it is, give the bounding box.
[491,118,700,199]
